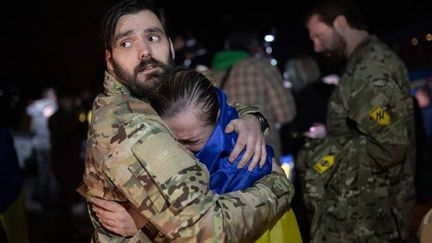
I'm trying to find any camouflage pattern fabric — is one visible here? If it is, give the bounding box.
[78,72,294,242]
[296,36,415,243]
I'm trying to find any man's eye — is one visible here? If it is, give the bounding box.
[120,41,132,48]
[148,35,160,42]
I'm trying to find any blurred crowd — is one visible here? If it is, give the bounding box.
[1,4,432,241]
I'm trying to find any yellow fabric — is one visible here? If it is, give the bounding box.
[255,209,303,243]
[0,191,29,243]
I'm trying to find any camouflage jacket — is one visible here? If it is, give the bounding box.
[79,72,294,243]
[297,36,415,242]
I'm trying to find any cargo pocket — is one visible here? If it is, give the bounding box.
[127,161,166,214]
[302,137,342,203]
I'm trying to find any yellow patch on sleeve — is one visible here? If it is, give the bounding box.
[369,106,390,125]
[313,155,335,174]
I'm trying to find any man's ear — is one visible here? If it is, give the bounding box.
[168,38,175,60]
[105,50,114,71]
[333,15,348,33]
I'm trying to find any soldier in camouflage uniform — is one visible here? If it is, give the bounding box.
[297,0,416,242]
[78,0,294,242]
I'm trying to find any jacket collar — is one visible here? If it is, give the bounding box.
[103,71,131,96]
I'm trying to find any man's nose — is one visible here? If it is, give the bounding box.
[138,43,151,60]
[313,41,323,53]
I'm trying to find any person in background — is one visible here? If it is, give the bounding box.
[297,0,415,242]
[26,87,58,209]
[282,55,333,157]
[78,0,294,241]
[418,208,432,243]
[415,87,432,141]
[49,87,86,240]
[282,55,334,242]
[0,127,29,243]
[412,87,432,237]
[211,31,297,159]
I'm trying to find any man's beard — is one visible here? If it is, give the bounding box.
[112,53,175,98]
[322,31,347,68]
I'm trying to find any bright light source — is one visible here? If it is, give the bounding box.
[322,74,340,85]
[426,33,432,41]
[411,37,418,46]
[264,34,275,42]
[270,59,278,66]
[184,59,192,67]
[265,46,273,54]
[43,107,55,118]
[283,80,292,89]
[79,112,86,123]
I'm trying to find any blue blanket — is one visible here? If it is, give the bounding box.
[195,88,273,194]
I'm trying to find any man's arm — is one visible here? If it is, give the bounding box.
[92,159,288,238]
[102,126,293,242]
[328,66,413,169]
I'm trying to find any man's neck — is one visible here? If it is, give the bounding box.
[345,30,370,58]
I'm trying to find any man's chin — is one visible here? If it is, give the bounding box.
[129,83,158,98]
[323,51,333,58]
[135,72,149,83]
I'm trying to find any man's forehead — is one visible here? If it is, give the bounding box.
[308,16,323,29]
[115,10,164,35]
[309,17,332,35]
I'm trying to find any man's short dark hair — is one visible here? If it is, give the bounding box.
[102,0,168,52]
[305,0,368,31]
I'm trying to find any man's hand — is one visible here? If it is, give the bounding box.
[303,123,327,139]
[225,114,266,171]
[91,198,142,237]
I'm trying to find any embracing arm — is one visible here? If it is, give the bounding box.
[93,159,288,238]
[100,128,293,242]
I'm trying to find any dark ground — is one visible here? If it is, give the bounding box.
[23,174,93,243]
[27,209,92,243]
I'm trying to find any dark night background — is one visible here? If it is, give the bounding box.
[1,0,432,97]
[1,1,432,242]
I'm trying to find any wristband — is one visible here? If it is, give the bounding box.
[249,112,269,132]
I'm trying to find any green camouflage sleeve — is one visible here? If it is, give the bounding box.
[103,125,293,242]
[328,62,413,169]
[233,102,259,115]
